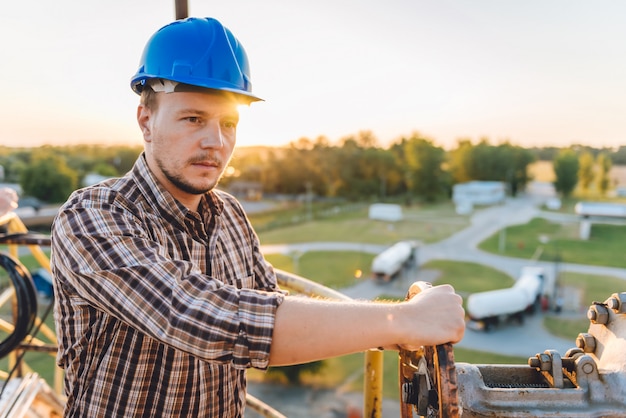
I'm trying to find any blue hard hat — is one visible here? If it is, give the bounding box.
[130,17,261,103]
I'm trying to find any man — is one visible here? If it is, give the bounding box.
[51,17,464,417]
[0,188,18,217]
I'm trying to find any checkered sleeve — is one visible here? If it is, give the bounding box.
[51,188,283,369]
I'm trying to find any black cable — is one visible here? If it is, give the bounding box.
[0,252,40,402]
[0,252,38,358]
[0,292,53,401]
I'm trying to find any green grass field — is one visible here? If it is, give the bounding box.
[479,217,626,269]
[256,202,469,245]
[265,251,374,289]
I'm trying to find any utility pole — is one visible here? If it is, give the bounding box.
[175,0,188,20]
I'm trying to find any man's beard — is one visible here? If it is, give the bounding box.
[157,155,223,195]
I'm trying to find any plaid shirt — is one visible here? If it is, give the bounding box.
[51,154,284,417]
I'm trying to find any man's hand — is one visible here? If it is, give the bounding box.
[398,283,465,350]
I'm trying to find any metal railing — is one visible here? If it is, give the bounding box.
[266,269,384,418]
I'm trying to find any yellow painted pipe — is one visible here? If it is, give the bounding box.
[364,349,384,417]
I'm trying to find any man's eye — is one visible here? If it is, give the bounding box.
[187,117,200,123]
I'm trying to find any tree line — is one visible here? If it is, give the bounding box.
[221,133,535,202]
[0,135,624,204]
[221,133,623,201]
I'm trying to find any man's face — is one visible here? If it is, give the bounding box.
[138,90,240,208]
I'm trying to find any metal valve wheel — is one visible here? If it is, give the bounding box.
[399,282,459,418]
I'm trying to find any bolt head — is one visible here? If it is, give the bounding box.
[607,297,620,310]
[587,304,609,325]
[538,353,551,371]
[587,308,597,321]
[576,333,596,353]
[607,293,626,313]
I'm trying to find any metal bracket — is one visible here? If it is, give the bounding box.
[529,350,564,388]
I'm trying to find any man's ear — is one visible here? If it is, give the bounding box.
[137,105,152,142]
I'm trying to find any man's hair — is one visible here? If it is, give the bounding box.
[140,86,158,111]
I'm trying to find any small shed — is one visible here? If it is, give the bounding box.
[452,181,505,206]
[575,201,626,240]
[228,181,263,201]
[368,203,403,222]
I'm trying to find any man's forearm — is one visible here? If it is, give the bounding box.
[268,284,465,366]
[268,297,399,366]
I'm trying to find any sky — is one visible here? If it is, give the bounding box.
[2,0,626,151]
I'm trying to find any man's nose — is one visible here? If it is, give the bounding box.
[199,121,224,149]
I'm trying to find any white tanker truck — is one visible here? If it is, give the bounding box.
[467,266,545,331]
[370,241,418,282]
